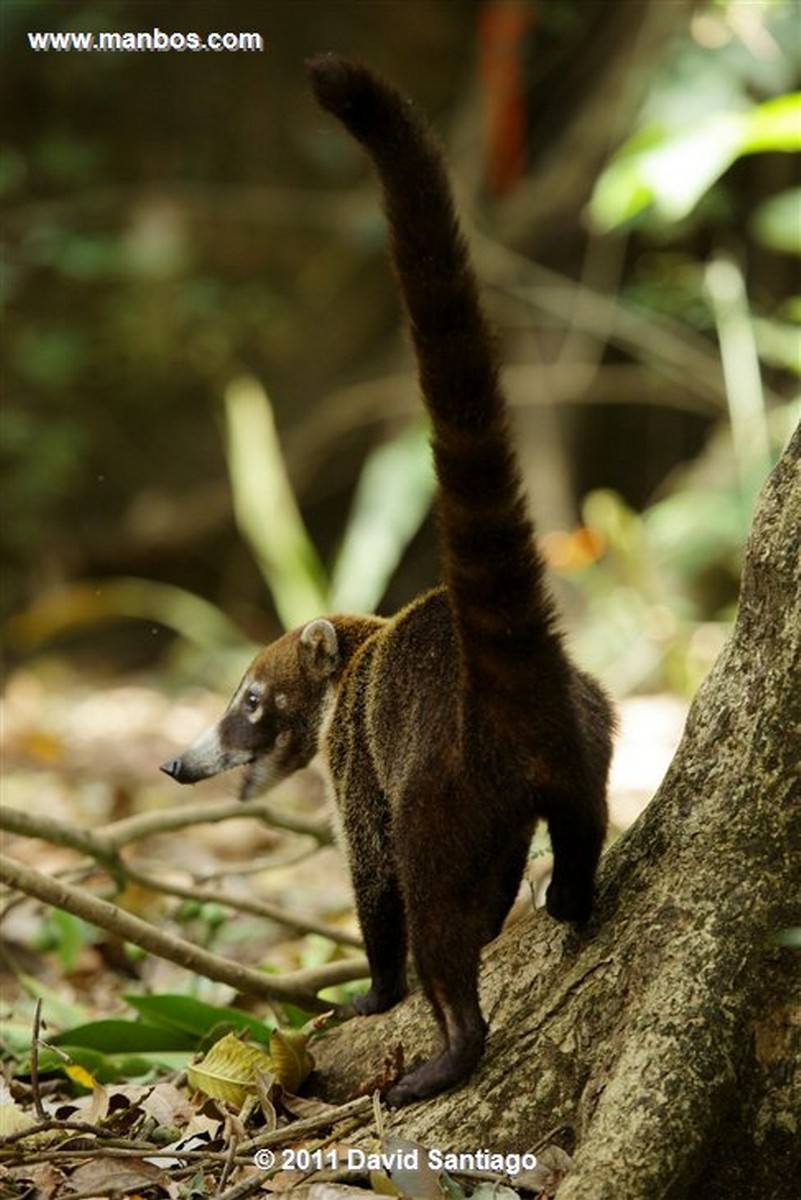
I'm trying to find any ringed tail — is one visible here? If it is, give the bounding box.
[308,55,559,709]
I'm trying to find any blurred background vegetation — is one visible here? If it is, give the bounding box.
[2,0,799,696]
[0,0,799,1077]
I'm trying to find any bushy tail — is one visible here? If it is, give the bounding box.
[308,55,559,711]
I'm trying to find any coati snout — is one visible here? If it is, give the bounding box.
[160,618,342,794]
[161,57,614,1108]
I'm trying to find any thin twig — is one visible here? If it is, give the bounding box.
[0,801,356,951]
[100,797,331,848]
[197,842,320,879]
[29,999,46,1121]
[0,800,331,868]
[240,1094,373,1152]
[0,807,125,885]
[214,1171,271,1200]
[0,1117,161,1151]
[472,230,778,406]
[216,1114,241,1196]
[122,862,362,949]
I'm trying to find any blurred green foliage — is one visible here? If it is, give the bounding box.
[6,992,279,1085]
[2,0,799,701]
[223,374,435,626]
[591,93,800,230]
[573,396,798,698]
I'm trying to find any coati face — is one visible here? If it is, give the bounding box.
[160,618,339,799]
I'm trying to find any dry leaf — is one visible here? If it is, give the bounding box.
[69,1156,164,1194]
[269,1027,314,1093]
[187,1033,275,1106]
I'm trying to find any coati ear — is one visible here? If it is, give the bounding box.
[299,618,339,677]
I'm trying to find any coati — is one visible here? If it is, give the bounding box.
[161,55,614,1107]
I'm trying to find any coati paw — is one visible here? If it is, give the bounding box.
[385,1064,448,1107]
[385,1074,425,1108]
[352,983,405,1016]
[545,876,593,924]
[384,1039,483,1108]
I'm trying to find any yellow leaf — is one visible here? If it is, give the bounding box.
[268,1027,314,1094]
[186,1032,275,1106]
[16,730,65,765]
[65,1063,96,1090]
[187,1028,315,1106]
[369,1170,402,1196]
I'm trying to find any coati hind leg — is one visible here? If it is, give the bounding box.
[385,840,531,1105]
[544,677,614,923]
[383,809,517,1107]
[478,828,535,944]
[544,784,607,924]
[386,906,487,1108]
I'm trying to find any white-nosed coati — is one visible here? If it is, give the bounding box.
[161,55,614,1107]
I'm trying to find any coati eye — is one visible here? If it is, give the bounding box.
[244,689,260,713]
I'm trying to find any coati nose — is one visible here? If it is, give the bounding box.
[160,757,184,780]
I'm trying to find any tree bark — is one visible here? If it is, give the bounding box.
[310,419,801,1199]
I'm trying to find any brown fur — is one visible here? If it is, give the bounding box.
[161,56,615,1107]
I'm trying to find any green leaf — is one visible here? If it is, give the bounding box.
[591,113,744,229]
[752,189,801,257]
[591,93,801,230]
[469,1186,520,1200]
[223,376,329,629]
[330,417,434,612]
[8,577,248,655]
[753,316,801,375]
[42,910,93,971]
[124,994,274,1046]
[34,1045,189,1084]
[49,1019,196,1053]
[741,93,801,154]
[17,975,89,1029]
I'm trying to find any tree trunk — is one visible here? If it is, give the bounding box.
[310,419,801,1199]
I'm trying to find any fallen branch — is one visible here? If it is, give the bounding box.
[0,854,368,1012]
[0,807,125,885]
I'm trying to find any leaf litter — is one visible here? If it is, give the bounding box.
[0,661,663,1196]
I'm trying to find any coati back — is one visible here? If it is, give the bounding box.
[161,56,614,1107]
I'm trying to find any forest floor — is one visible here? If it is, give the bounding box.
[2,659,686,992]
[0,656,688,1196]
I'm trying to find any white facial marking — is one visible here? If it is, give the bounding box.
[183,723,250,775]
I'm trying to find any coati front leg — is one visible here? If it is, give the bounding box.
[340,783,408,1015]
[348,855,408,1016]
